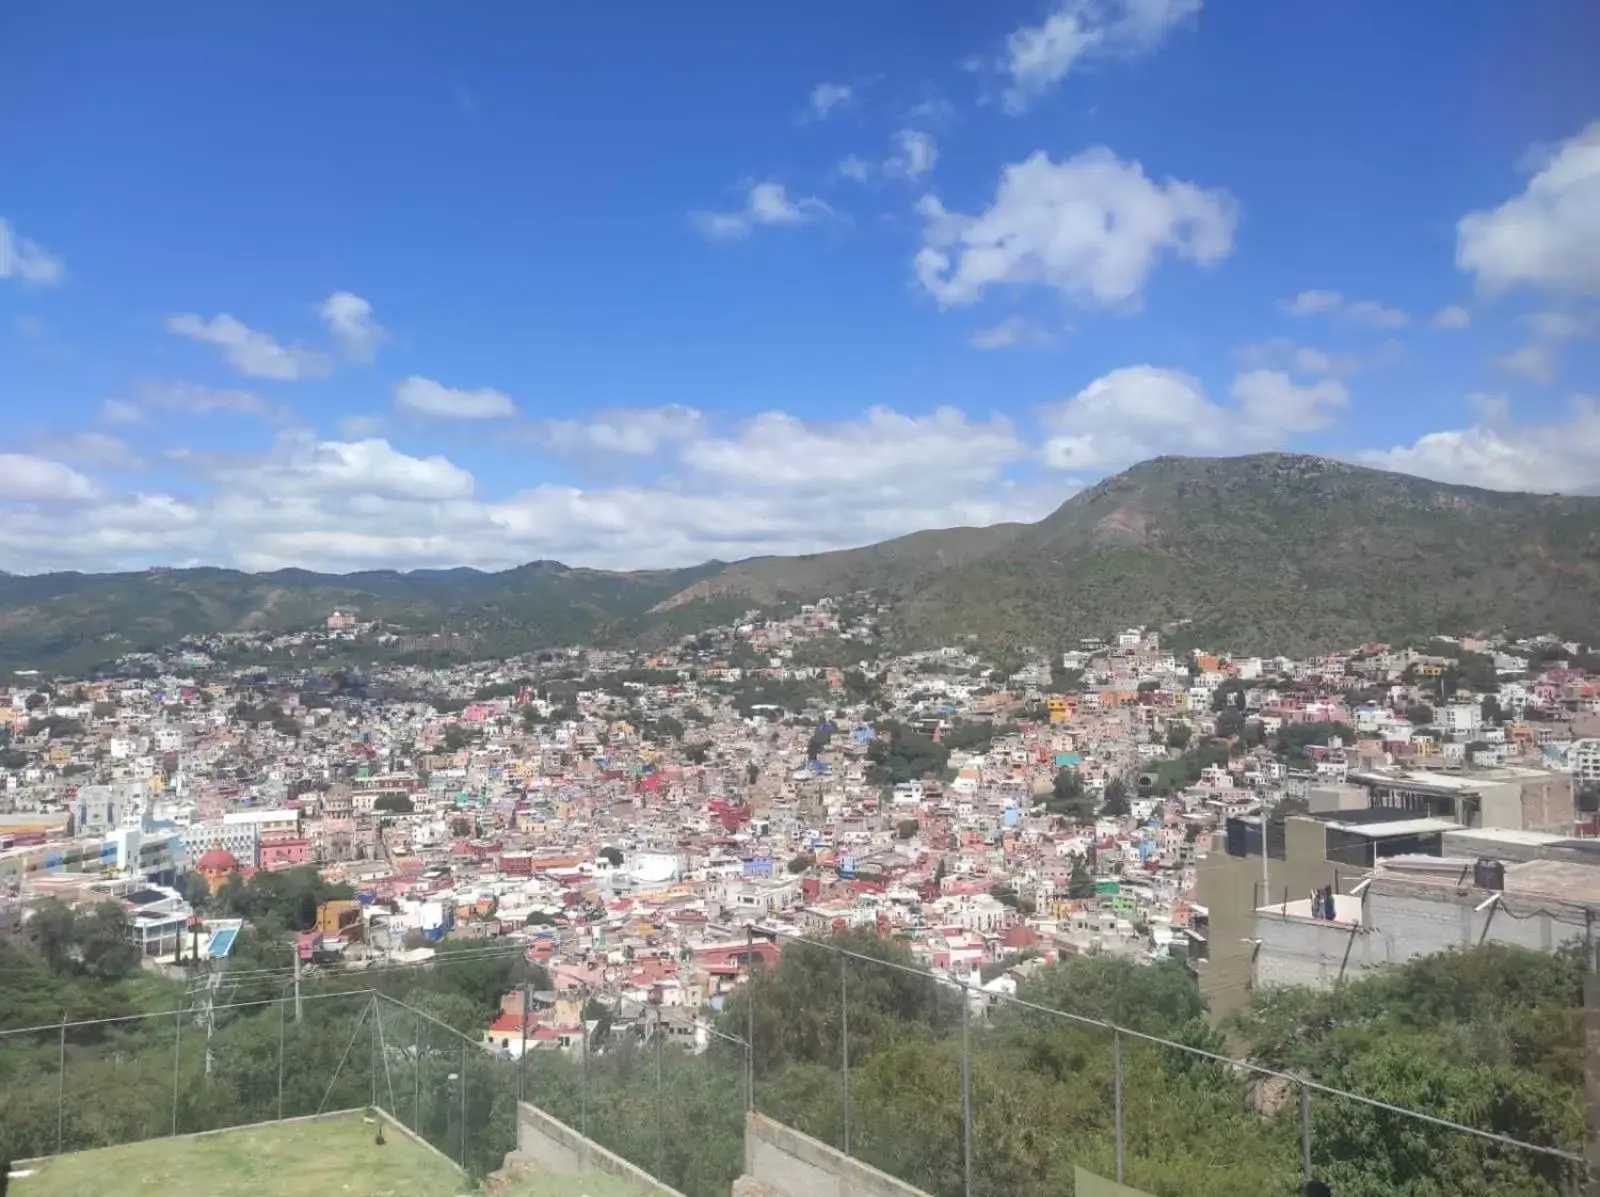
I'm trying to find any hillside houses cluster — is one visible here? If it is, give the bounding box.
[6,600,1600,1050]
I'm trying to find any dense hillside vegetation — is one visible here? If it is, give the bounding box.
[6,454,1600,672]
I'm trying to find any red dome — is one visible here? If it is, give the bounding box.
[195,845,240,873]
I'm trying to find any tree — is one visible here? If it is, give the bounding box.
[654,714,686,742]
[185,871,213,911]
[787,854,814,874]
[1406,703,1435,726]
[1214,708,1246,738]
[1067,860,1096,900]
[1480,694,1503,725]
[896,818,920,840]
[599,846,624,867]
[1045,769,1095,822]
[1165,724,1192,750]
[449,816,472,838]
[26,899,77,973]
[442,724,475,753]
[373,793,414,814]
[75,904,139,980]
[745,762,760,786]
[684,742,711,765]
[1100,778,1130,818]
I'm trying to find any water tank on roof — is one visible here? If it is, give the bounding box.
[1473,858,1505,892]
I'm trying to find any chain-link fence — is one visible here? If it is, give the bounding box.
[740,928,1590,1197]
[2,936,1588,1197]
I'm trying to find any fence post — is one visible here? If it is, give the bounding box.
[1299,1082,1312,1182]
[746,925,757,1115]
[413,1021,422,1135]
[459,1040,468,1170]
[1114,1028,1124,1184]
[841,951,851,1159]
[277,995,286,1122]
[581,996,590,1142]
[171,998,182,1137]
[518,979,530,1105]
[56,1014,67,1155]
[961,978,973,1197]
[654,1007,665,1181]
[370,995,378,1109]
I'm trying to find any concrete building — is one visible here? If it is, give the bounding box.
[1251,849,1600,991]
[1344,765,1573,833]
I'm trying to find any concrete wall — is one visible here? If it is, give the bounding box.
[513,1101,685,1196]
[739,1112,933,1197]
[1254,883,1589,990]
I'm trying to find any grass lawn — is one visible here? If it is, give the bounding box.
[13,1113,471,1197]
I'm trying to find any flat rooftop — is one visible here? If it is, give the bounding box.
[12,1112,466,1197]
[1376,857,1600,907]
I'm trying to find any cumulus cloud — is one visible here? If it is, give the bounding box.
[1002,0,1201,113]
[528,406,706,457]
[112,380,294,423]
[884,130,938,180]
[1038,364,1345,471]
[317,292,387,362]
[165,312,333,380]
[682,406,1026,497]
[30,431,144,471]
[1496,343,1558,384]
[1457,121,1600,296]
[1360,396,1600,493]
[837,155,873,184]
[1432,305,1471,330]
[0,453,99,501]
[1231,338,1362,377]
[0,404,1058,573]
[807,83,853,121]
[914,149,1235,309]
[393,375,516,420]
[1278,290,1409,328]
[0,217,63,285]
[969,316,1058,350]
[691,182,832,241]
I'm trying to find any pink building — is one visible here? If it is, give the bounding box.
[261,836,311,869]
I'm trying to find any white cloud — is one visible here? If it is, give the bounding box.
[0,404,1057,573]
[884,130,938,180]
[1457,121,1600,296]
[1002,0,1202,113]
[165,312,333,380]
[1432,305,1471,330]
[0,218,64,285]
[837,155,873,184]
[1039,364,1345,471]
[393,375,517,420]
[101,398,144,425]
[969,316,1058,350]
[127,380,293,422]
[1278,290,1409,328]
[682,406,1026,496]
[530,406,706,457]
[1494,310,1596,384]
[691,182,831,241]
[1232,338,1361,377]
[1229,370,1348,434]
[1360,396,1600,493]
[915,149,1234,309]
[807,82,853,121]
[338,414,388,439]
[317,292,387,362]
[31,431,144,471]
[176,431,477,502]
[0,454,99,501]
[1496,343,1558,384]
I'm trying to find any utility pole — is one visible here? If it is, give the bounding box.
[292,939,303,1024]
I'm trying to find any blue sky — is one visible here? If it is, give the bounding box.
[2,0,1598,573]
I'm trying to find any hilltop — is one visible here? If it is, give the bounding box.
[4,453,1599,672]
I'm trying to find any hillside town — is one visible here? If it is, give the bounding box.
[5,597,1600,1049]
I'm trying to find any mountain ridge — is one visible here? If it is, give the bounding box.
[4,453,1599,672]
